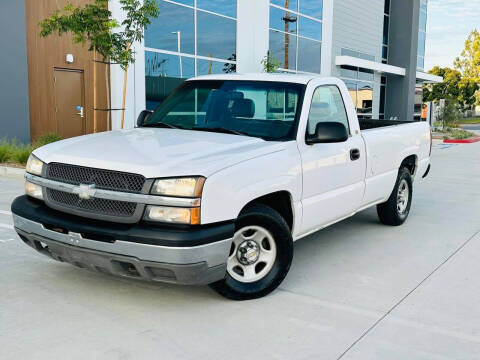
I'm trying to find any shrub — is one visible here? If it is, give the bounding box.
[32,133,63,149]
[449,129,474,140]
[0,141,12,163]
[11,144,33,165]
[0,133,62,165]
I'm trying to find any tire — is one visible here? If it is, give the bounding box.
[377,167,413,226]
[210,203,293,300]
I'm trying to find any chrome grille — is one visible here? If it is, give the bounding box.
[46,163,145,193]
[46,189,137,217]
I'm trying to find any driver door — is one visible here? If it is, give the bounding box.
[299,85,366,235]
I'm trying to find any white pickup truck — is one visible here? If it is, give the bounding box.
[12,74,431,300]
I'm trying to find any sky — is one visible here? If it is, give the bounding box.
[425,0,480,71]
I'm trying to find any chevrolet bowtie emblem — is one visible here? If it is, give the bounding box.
[74,184,96,200]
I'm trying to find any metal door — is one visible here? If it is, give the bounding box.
[54,69,86,138]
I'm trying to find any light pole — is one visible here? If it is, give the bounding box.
[172,31,183,78]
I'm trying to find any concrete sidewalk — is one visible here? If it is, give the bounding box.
[0,141,479,360]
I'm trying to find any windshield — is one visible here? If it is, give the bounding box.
[143,80,305,141]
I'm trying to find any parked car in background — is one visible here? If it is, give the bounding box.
[12,74,431,300]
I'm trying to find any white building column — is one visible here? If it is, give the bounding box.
[236,0,270,73]
[109,0,146,130]
[320,0,333,77]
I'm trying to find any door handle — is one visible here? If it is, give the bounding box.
[350,148,360,161]
[76,105,84,118]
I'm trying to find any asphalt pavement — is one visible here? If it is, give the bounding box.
[1,140,479,360]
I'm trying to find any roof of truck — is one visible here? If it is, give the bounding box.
[188,72,321,85]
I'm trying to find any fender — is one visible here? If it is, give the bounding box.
[200,143,302,225]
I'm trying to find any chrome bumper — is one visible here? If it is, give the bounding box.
[13,214,231,285]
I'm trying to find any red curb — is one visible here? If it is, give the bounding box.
[443,137,480,144]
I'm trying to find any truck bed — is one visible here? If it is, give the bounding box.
[359,119,417,131]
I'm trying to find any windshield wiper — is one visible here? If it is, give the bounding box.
[142,122,183,130]
[191,127,251,137]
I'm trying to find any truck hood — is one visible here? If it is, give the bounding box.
[34,128,288,178]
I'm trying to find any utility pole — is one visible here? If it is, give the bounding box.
[284,0,290,69]
[282,0,297,69]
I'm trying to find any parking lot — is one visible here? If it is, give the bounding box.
[1,141,479,360]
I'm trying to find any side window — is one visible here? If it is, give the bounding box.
[307,85,350,136]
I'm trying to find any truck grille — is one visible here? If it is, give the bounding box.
[46,163,146,193]
[44,163,146,222]
[46,189,137,217]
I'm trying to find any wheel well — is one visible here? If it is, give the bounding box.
[400,155,417,175]
[242,191,294,231]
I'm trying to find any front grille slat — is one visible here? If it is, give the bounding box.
[46,189,137,217]
[44,163,146,222]
[47,163,145,193]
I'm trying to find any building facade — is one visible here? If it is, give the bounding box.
[0,0,441,142]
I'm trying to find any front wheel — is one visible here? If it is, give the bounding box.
[210,204,293,300]
[377,167,413,226]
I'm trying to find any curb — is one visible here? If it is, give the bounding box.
[443,137,480,144]
[0,166,25,179]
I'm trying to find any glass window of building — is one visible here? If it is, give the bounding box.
[144,0,237,110]
[339,49,375,118]
[268,0,323,73]
[417,0,428,70]
[382,0,390,62]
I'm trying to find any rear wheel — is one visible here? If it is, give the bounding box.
[210,204,293,300]
[377,167,413,226]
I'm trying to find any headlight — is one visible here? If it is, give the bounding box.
[144,205,200,225]
[25,181,43,200]
[26,154,44,176]
[151,177,205,197]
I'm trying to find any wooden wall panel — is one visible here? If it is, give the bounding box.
[25,0,110,140]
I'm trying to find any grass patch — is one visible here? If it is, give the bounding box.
[444,129,475,140]
[458,117,480,124]
[0,133,62,166]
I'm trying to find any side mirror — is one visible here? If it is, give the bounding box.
[136,110,153,127]
[306,122,349,144]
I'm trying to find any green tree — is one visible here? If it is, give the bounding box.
[454,29,480,104]
[423,66,479,111]
[39,0,159,129]
[437,97,460,130]
[423,66,461,101]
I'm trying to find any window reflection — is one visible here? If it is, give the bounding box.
[419,11,427,32]
[269,1,323,73]
[344,81,357,110]
[197,0,236,18]
[417,31,426,57]
[271,0,298,11]
[298,16,322,40]
[145,1,194,54]
[197,59,236,75]
[299,0,322,19]
[170,0,193,6]
[383,16,389,45]
[356,82,373,114]
[197,10,236,59]
[343,81,374,115]
[382,45,388,60]
[417,56,425,70]
[269,29,297,70]
[297,38,321,73]
[340,65,357,80]
[145,51,194,110]
[270,6,297,34]
[358,68,374,82]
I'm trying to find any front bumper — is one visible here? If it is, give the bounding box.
[12,196,233,285]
